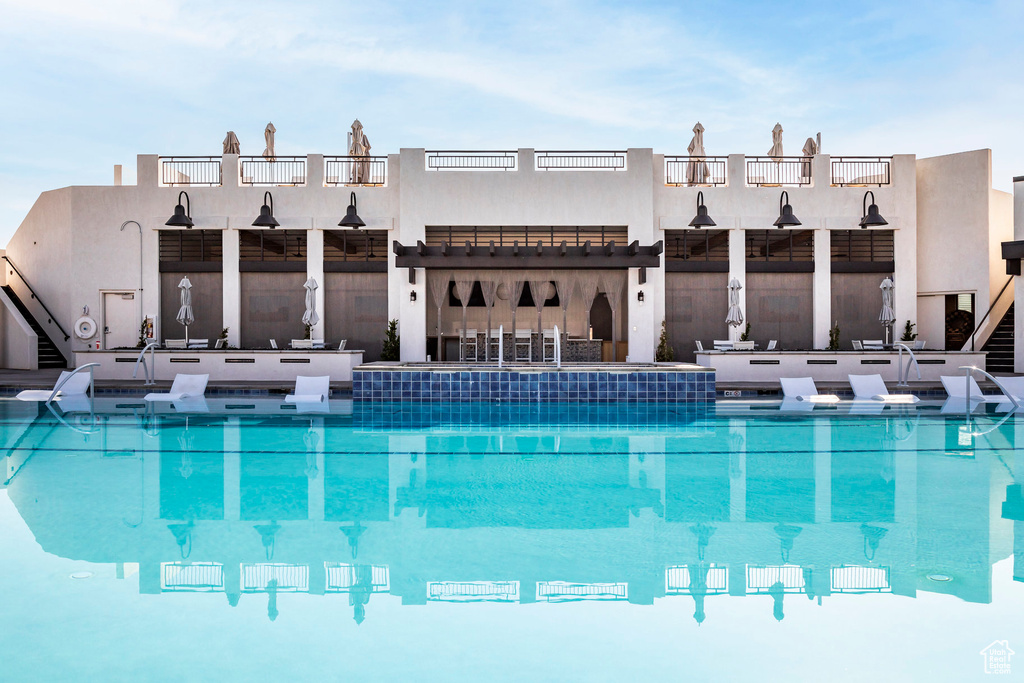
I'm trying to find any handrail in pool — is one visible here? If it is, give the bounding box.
[133,339,159,385]
[894,343,920,387]
[958,365,1020,410]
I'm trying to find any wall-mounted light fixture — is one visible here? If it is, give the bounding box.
[165,191,194,228]
[410,291,417,303]
[688,191,716,228]
[859,190,888,228]
[252,191,280,228]
[339,191,366,228]
[637,290,645,305]
[773,190,802,228]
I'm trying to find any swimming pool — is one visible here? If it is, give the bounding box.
[1,398,1021,681]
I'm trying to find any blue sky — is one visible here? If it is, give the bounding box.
[1,0,1022,246]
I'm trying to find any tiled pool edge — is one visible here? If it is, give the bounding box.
[353,366,715,402]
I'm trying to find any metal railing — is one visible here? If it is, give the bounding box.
[159,156,223,186]
[324,156,388,186]
[746,564,805,592]
[536,150,626,170]
[325,563,390,592]
[958,365,1020,410]
[970,275,1013,351]
[240,156,307,186]
[536,581,628,601]
[665,565,729,594]
[664,156,727,186]
[745,156,812,186]
[426,150,517,171]
[427,581,519,602]
[2,255,70,341]
[47,362,99,403]
[133,339,159,385]
[241,563,309,591]
[831,565,891,593]
[894,343,921,387]
[831,157,892,186]
[162,562,225,591]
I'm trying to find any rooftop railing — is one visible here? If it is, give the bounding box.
[665,156,728,186]
[746,564,806,593]
[325,155,388,186]
[325,563,390,592]
[240,156,307,186]
[160,156,222,187]
[427,581,520,602]
[830,156,892,186]
[830,565,891,593]
[665,564,729,594]
[536,581,628,601]
[745,156,812,186]
[426,150,517,171]
[161,562,224,591]
[241,563,309,592]
[536,150,626,171]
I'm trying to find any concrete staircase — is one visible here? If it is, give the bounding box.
[1,285,67,368]
[982,302,1014,374]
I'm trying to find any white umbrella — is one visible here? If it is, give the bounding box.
[767,123,784,161]
[726,278,744,327]
[348,119,372,184]
[263,122,276,161]
[302,277,320,328]
[879,277,896,343]
[802,137,818,157]
[686,122,710,185]
[176,276,194,344]
[223,131,240,155]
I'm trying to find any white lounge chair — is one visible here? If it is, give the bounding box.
[145,373,209,402]
[862,339,885,350]
[695,340,704,352]
[994,376,1024,401]
[186,339,209,349]
[336,340,347,351]
[849,374,920,403]
[269,339,278,349]
[851,340,863,351]
[940,375,1011,403]
[514,329,532,362]
[311,339,325,349]
[713,339,733,350]
[912,340,926,350]
[766,340,777,351]
[780,376,840,403]
[165,339,187,349]
[214,338,227,349]
[16,367,95,402]
[290,339,313,349]
[285,375,330,403]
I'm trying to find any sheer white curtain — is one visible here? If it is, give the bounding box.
[502,272,526,342]
[555,272,575,340]
[480,279,498,361]
[529,274,552,361]
[428,270,449,360]
[454,278,475,360]
[602,272,626,361]
[576,271,600,339]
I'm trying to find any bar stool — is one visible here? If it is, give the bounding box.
[461,329,478,362]
[489,329,502,361]
[514,329,532,362]
[542,329,557,362]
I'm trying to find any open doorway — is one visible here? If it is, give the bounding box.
[944,293,974,350]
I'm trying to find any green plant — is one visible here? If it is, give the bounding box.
[655,320,674,362]
[137,319,148,348]
[380,319,401,361]
[304,323,312,340]
[220,327,229,340]
[739,322,751,342]
[827,321,840,351]
[900,320,917,342]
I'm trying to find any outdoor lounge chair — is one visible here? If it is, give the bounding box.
[285,375,330,403]
[165,339,187,349]
[695,340,704,352]
[780,376,840,403]
[290,339,313,349]
[145,373,209,402]
[993,376,1024,401]
[336,340,347,351]
[862,339,885,350]
[766,340,777,351]
[186,339,209,349]
[852,340,863,350]
[713,339,732,350]
[848,374,919,403]
[269,339,278,349]
[16,367,94,402]
[940,375,1012,403]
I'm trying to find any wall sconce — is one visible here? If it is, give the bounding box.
[637,290,645,305]
[859,190,888,228]
[688,190,716,228]
[165,191,194,228]
[252,191,280,228]
[773,190,802,228]
[339,191,366,228]
[410,291,417,303]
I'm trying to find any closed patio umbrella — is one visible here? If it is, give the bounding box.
[348,119,371,184]
[176,276,194,345]
[686,122,710,185]
[726,278,744,327]
[302,277,320,328]
[223,131,240,155]
[879,277,896,343]
[263,122,276,162]
[767,123,784,162]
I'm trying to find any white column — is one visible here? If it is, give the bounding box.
[813,228,831,349]
[222,228,241,347]
[729,419,746,521]
[307,420,325,521]
[814,422,831,523]
[224,418,241,521]
[306,228,325,340]
[728,227,746,342]
[397,149,427,361]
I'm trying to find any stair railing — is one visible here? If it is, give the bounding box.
[893,343,920,387]
[2,255,71,341]
[970,275,1013,351]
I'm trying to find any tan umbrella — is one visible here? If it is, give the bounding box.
[263,122,276,162]
[801,137,818,157]
[726,278,744,327]
[767,123,784,161]
[349,119,371,183]
[686,122,710,185]
[222,131,240,155]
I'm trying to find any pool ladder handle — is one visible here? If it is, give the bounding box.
[959,365,1021,410]
[894,343,920,388]
[133,339,159,385]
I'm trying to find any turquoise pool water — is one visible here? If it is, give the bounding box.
[1,398,1022,681]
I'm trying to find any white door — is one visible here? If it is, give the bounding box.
[103,292,138,349]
